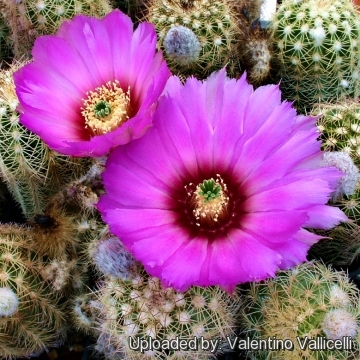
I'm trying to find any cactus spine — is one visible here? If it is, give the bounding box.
[95,267,241,359]
[240,262,360,360]
[272,0,360,112]
[0,63,90,220]
[145,0,240,79]
[0,224,65,359]
[1,0,112,59]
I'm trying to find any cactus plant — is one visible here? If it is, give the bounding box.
[0,62,54,219]
[1,0,112,59]
[272,0,360,112]
[89,234,138,279]
[145,0,240,79]
[70,292,103,335]
[316,101,360,166]
[234,0,276,86]
[95,266,242,359]
[0,63,90,220]
[0,224,65,359]
[319,151,359,201]
[240,261,360,360]
[309,223,360,266]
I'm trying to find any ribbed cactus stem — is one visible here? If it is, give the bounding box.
[145,0,240,79]
[240,261,360,360]
[272,0,360,112]
[94,266,242,359]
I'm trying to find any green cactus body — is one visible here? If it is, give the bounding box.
[272,0,360,112]
[95,267,241,359]
[316,102,360,166]
[1,0,112,59]
[0,225,65,359]
[145,0,240,79]
[313,102,360,225]
[0,64,96,220]
[240,262,360,360]
[0,65,56,219]
[22,0,112,34]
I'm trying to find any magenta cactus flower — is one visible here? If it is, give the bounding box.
[14,10,171,157]
[97,69,348,292]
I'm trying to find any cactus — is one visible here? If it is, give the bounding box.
[309,223,360,266]
[89,234,138,280]
[272,0,360,112]
[0,63,90,220]
[95,266,242,359]
[244,29,274,86]
[234,0,276,86]
[1,0,112,59]
[316,101,360,167]
[240,261,360,360]
[70,292,103,335]
[145,0,240,79]
[0,224,65,359]
[319,151,359,201]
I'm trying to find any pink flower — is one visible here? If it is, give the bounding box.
[14,10,171,157]
[97,69,347,292]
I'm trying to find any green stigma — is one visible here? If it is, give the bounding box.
[198,179,221,202]
[94,100,111,118]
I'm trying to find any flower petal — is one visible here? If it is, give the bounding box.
[14,10,170,157]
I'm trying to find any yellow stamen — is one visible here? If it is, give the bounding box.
[81,80,131,136]
[186,175,229,227]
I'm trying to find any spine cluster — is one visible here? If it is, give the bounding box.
[240,262,360,360]
[145,0,240,79]
[272,0,360,112]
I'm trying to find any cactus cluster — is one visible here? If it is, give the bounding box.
[95,266,241,359]
[240,262,360,360]
[235,0,275,86]
[0,225,65,359]
[1,0,112,59]
[145,0,240,79]
[0,63,56,219]
[0,63,93,220]
[272,0,360,112]
[316,101,360,166]
[320,151,359,201]
[70,292,103,335]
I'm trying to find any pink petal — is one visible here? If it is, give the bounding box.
[152,94,200,178]
[240,210,308,243]
[304,205,348,229]
[213,72,253,173]
[243,178,333,212]
[101,159,174,209]
[130,226,189,267]
[160,236,209,291]
[229,228,282,281]
[237,128,322,194]
[100,208,178,234]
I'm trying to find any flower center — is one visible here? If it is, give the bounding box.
[186,175,230,227]
[81,81,131,136]
[94,100,111,118]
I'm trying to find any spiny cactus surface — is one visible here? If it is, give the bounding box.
[0,225,65,359]
[272,0,360,112]
[240,262,360,360]
[95,267,242,359]
[145,0,240,79]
